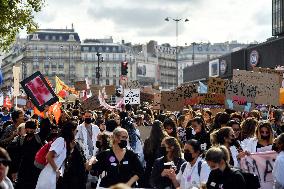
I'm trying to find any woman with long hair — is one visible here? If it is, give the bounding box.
[254,122,273,152]
[186,117,211,151]
[163,118,179,139]
[150,136,185,189]
[177,115,188,145]
[36,121,77,189]
[142,120,168,187]
[240,117,258,153]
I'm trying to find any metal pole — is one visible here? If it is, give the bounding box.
[193,43,195,65]
[175,20,179,88]
[69,44,71,85]
[97,53,100,85]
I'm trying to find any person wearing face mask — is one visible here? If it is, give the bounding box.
[150,136,185,189]
[76,110,100,189]
[168,139,210,189]
[186,117,211,151]
[254,122,273,152]
[95,132,111,153]
[210,127,245,167]
[205,146,246,189]
[15,120,46,189]
[90,127,144,188]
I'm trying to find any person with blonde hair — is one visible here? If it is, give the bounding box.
[90,127,144,188]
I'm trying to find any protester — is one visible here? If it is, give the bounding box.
[143,120,168,187]
[254,121,273,152]
[186,117,211,150]
[36,121,77,189]
[227,120,241,141]
[163,118,179,139]
[1,108,11,124]
[273,133,284,189]
[0,147,13,189]
[205,146,246,189]
[177,115,188,145]
[240,117,258,153]
[169,139,210,189]
[150,136,185,189]
[91,127,144,188]
[0,110,25,148]
[203,109,213,131]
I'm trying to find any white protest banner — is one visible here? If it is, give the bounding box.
[13,66,20,97]
[240,151,277,189]
[124,89,140,104]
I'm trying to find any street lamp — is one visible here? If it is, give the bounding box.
[96,52,103,85]
[165,17,189,87]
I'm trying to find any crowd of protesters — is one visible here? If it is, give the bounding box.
[0,102,283,189]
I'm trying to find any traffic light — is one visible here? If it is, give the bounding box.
[121,61,128,76]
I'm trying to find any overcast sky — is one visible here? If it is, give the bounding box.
[33,0,272,46]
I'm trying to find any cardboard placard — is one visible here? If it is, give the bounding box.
[208,77,227,94]
[233,69,280,106]
[104,85,116,96]
[152,93,161,110]
[81,95,101,110]
[124,89,140,104]
[142,86,153,93]
[225,81,257,112]
[74,81,87,91]
[161,91,183,111]
[125,80,140,89]
[198,93,225,105]
[140,92,154,102]
[253,67,283,86]
[90,85,101,96]
[20,71,58,112]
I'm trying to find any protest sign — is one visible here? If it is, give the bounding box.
[124,89,140,104]
[208,77,227,94]
[20,71,58,112]
[12,96,27,108]
[240,151,277,189]
[13,66,20,97]
[81,95,101,110]
[104,85,116,96]
[152,93,161,110]
[142,86,153,93]
[225,81,257,112]
[140,92,154,102]
[198,93,225,105]
[233,69,280,106]
[176,84,198,105]
[90,85,101,96]
[253,67,283,86]
[74,81,87,91]
[125,80,140,89]
[161,91,183,111]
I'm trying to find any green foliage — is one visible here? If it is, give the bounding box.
[0,0,45,51]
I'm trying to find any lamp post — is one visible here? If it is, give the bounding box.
[165,17,189,87]
[96,52,103,85]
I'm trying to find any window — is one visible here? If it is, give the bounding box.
[113,79,116,86]
[106,54,109,61]
[106,67,110,77]
[112,47,116,52]
[69,34,75,41]
[106,79,109,85]
[45,35,49,40]
[59,36,63,40]
[113,54,116,61]
[119,54,122,60]
[92,54,96,61]
[52,36,56,40]
[84,54,88,61]
[83,47,89,52]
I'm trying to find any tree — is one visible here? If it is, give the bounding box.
[0,0,45,51]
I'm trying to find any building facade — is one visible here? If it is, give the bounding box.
[80,38,135,86]
[272,0,284,36]
[178,41,248,85]
[1,28,81,88]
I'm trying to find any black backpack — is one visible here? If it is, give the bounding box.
[232,168,260,189]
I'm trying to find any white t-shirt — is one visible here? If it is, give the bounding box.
[273,151,284,188]
[176,157,210,189]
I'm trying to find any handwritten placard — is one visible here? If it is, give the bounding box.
[140,92,154,102]
[104,85,116,96]
[253,67,283,86]
[124,89,140,104]
[208,77,227,94]
[90,85,101,96]
[74,81,87,91]
[225,81,257,112]
[233,69,280,106]
[152,93,161,110]
[81,95,101,110]
[198,93,225,105]
[125,80,140,89]
[161,91,183,111]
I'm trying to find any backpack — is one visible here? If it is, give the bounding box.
[34,140,53,169]
[232,168,260,189]
[181,160,202,176]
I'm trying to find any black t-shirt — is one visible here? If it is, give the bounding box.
[92,149,144,188]
[206,166,246,189]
